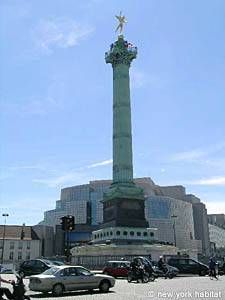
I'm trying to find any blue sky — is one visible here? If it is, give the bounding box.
[1,0,225,225]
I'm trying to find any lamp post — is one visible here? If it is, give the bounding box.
[1,213,9,265]
[171,215,177,247]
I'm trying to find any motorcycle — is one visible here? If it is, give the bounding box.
[127,265,150,283]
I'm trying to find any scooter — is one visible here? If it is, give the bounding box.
[11,272,30,300]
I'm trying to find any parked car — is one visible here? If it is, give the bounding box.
[29,265,115,296]
[103,260,130,278]
[18,259,57,276]
[0,266,13,274]
[50,261,65,266]
[217,261,225,275]
[167,257,209,276]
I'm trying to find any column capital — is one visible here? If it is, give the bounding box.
[105,35,137,67]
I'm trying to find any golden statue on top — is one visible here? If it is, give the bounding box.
[115,11,127,34]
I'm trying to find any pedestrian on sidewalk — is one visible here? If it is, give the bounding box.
[209,258,218,280]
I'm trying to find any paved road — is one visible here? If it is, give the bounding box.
[1,274,224,300]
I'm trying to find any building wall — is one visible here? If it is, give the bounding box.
[208,214,225,229]
[42,200,88,227]
[192,203,210,256]
[39,177,206,255]
[145,195,198,252]
[32,225,54,257]
[209,224,225,248]
[0,239,41,265]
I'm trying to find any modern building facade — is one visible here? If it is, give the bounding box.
[208,224,225,249]
[40,177,206,255]
[208,214,225,229]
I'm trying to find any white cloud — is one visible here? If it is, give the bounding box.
[32,171,90,188]
[204,201,225,214]
[171,149,207,162]
[171,142,225,163]
[87,159,112,168]
[33,18,94,54]
[187,176,225,186]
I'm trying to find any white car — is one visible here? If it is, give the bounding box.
[29,265,115,296]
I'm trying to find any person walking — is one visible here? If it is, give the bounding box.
[209,258,218,280]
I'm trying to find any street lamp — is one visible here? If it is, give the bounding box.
[171,215,177,247]
[1,213,9,265]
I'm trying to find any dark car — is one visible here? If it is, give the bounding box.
[217,261,225,275]
[167,257,209,276]
[19,259,56,276]
[103,260,130,278]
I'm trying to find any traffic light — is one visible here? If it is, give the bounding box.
[60,215,75,231]
[67,215,75,231]
[60,216,68,231]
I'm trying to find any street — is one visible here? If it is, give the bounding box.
[1,274,224,300]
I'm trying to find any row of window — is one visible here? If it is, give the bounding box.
[0,241,31,250]
[8,252,30,260]
[94,231,154,239]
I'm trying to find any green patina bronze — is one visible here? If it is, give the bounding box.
[104,35,144,201]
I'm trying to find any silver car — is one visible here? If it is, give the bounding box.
[29,265,115,296]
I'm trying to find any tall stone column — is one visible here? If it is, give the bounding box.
[110,37,134,184]
[102,35,149,228]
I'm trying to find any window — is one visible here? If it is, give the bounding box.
[123,231,128,236]
[143,232,147,237]
[130,231,134,236]
[27,241,31,249]
[137,232,141,236]
[150,232,154,237]
[116,231,120,236]
[68,268,78,276]
[18,252,22,260]
[9,252,14,260]
[18,241,23,249]
[75,267,92,276]
[35,261,45,268]
[110,231,113,235]
[10,242,14,250]
[26,252,30,260]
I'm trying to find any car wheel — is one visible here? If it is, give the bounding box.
[148,274,155,282]
[99,280,110,293]
[24,296,31,300]
[142,274,149,283]
[127,273,132,282]
[199,270,206,276]
[52,283,64,296]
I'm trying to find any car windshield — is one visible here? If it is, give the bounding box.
[41,259,55,265]
[52,261,64,266]
[42,267,59,275]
